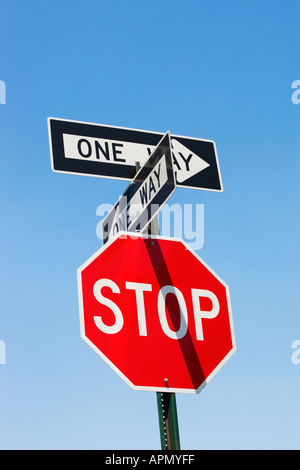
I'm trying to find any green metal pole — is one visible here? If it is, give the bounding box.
[156,392,181,450]
[149,210,181,450]
[135,161,181,451]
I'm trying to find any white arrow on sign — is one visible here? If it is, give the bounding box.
[62,133,209,184]
[171,138,210,183]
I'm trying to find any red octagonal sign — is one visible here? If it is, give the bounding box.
[77,233,236,393]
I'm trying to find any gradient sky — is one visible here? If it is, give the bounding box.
[0,0,299,449]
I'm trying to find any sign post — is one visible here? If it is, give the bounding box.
[147,199,181,451]
[156,392,180,450]
[150,224,181,450]
[105,151,180,449]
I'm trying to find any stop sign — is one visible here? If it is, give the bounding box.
[77,233,236,393]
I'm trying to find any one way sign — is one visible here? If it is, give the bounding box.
[48,117,223,191]
[102,131,174,244]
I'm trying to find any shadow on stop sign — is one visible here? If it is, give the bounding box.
[77,232,236,393]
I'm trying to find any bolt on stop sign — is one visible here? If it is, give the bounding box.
[77,232,236,394]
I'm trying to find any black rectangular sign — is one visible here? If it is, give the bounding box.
[48,117,223,191]
[101,132,175,244]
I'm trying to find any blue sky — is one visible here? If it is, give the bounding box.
[0,0,299,449]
